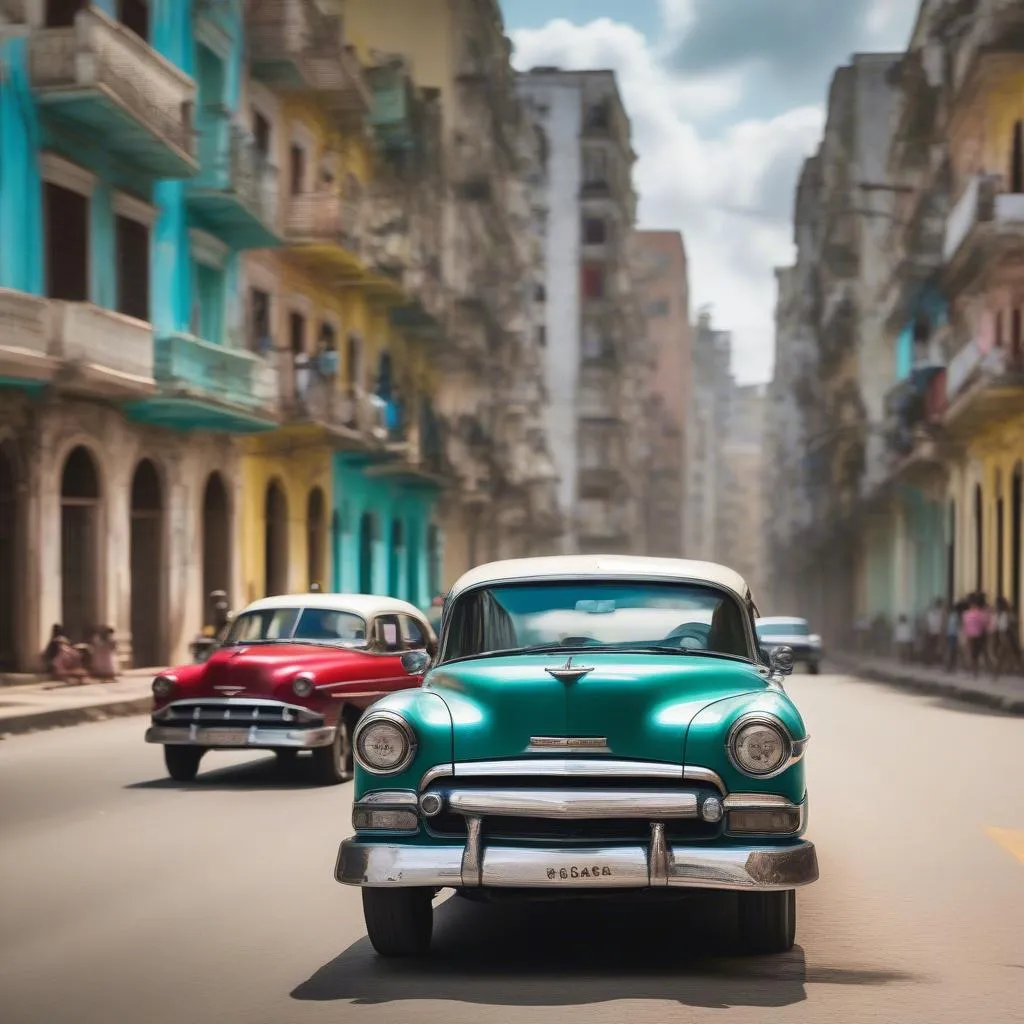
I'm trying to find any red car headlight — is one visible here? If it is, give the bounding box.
[152,675,176,698]
[291,673,315,698]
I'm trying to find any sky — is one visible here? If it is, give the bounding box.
[501,0,922,384]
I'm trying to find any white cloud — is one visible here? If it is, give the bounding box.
[511,17,825,384]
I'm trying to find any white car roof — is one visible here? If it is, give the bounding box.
[757,616,808,625]
[239,593,427,620]
[449,555,752,602]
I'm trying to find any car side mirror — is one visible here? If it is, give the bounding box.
[768,645,795,678]
[401,650,431,676]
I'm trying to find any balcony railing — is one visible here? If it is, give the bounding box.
[284,192,360,251]
[247,0,370,113]
[0,288,49,363]
[155,334,278,414]
[52,303,154,384]
[193,105,279,230]
[945,338,1024,406]
[28,7,196,175]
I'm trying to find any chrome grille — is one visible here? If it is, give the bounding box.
[154,699,323,728]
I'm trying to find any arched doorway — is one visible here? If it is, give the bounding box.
[130,459,164,667]
[947,499,957,606]
[1013,464,1022,612]
[264,480,289,596]
[202,472,231,614]
[406,521,421,608]
[60,446,101,643]
[358,512,375,593]
[306,487,326,590]
[427,524,440,599]
[973,483,983,593]
[388,518,403,597]
[0,443,19,670]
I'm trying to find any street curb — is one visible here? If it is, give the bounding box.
[0,696,153,738]
[831,656,1024,715]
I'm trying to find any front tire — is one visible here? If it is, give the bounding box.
[164,745,203,782]
[311,715,352,785]
[737,889,796,954]
[362,888,434,957]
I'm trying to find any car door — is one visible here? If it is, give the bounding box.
[365,612,415,696]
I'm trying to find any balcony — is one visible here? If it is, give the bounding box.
[27,6,196,178]
[950,0,1024,99]
[282,192,362,283]
[452,133,494,200]
[943,173,1024,288]
[882,365,947,481]
[188,106,280,250]
[247,0,370,120]
[943,337,1024,435]
[0,290,154,397]
[126,334,279,432]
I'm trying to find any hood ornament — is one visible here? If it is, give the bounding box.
[214,685,245,696]
[545,656,593,684]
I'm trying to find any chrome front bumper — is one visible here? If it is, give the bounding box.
[335,836,818,891]
[145,725,335,749]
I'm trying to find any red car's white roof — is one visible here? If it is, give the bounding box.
[239,593,426,620]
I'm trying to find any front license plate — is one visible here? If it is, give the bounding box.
[546,864,614,881]
[203,729,248,746]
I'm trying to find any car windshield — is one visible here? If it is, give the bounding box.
[757,621,809,637]
[223,607,368,646]
[443,580,753,662]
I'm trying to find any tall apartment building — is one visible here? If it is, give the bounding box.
[516,66,645,554]
[342,0,562,577]
[684,312,733,561]
[634,231,691,557]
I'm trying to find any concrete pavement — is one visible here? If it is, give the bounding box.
[831,652,1024,713]
[0,675,154,737]
[0,673,1022,1023]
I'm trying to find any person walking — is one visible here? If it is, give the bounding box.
[925,598,944,665]
[961,595,989,677]
[992,596,1021,678]
[945,601,963,673]
[894,614,913,663]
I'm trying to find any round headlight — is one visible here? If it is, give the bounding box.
[291,673,314,698]
[355,713,416,774]
[152,675,175,698]
[727,716,791,777]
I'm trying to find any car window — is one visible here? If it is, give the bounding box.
[374,614,403,652]
[757,621,809,637]
[443,581,752,661]
[400,615,426,649]
[223,607,367,645]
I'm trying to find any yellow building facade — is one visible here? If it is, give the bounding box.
[239,28,447,607]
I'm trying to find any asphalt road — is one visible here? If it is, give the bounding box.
[1,672,1022,1024]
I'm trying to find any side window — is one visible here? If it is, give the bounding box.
[374,614,402,653]
[399,615,426,650]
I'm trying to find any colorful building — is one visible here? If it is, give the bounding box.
[233,6,447,608]
[0,1,282,671]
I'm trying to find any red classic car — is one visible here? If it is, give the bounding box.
[145,593,437,785]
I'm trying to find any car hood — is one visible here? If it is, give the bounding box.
[424,653,769,764]
[186,643,354,698]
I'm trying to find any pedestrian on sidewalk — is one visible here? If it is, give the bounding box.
[962,595,989,677]
[894,614,913,663]
[88,626,119,682]
[42,624,87,684]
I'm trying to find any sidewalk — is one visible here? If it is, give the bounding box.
[0,676,154,738]
[830,652,1024,714]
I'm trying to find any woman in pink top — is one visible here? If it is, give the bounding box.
[961,597,989,676]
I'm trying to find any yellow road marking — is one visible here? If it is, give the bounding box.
[987,827,1024,866]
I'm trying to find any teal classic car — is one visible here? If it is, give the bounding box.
[336,555,817,957]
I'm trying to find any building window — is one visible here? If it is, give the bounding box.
[1012,120,1023,194]
[115,215,149,321]
[249,288,271,353]
[44,182,89,302]
[536,325,546,348]
[582,146,608,187]
[647,299,669,317]
[119,0,148,40]
[289,311,306,355]
[582,264,605,299]
[253,110,272,161]
[193,263,224,342]
[583,217,607,244]
[534,283,546,302]
[46,0,83,27]
[290,143,306,196]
